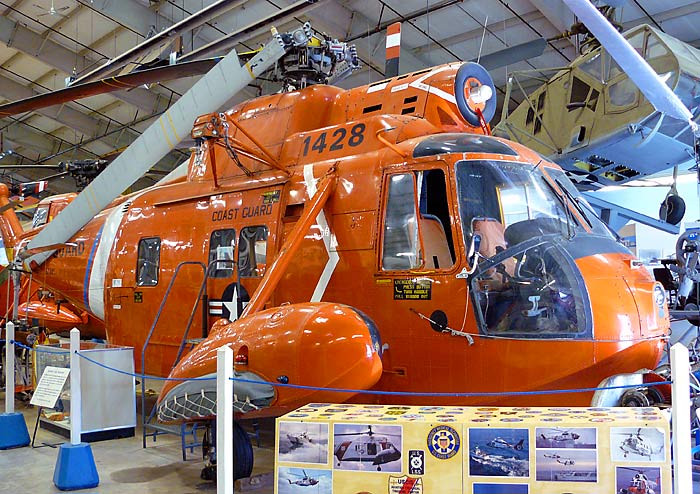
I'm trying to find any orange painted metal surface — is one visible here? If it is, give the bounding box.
[0,62,669,421]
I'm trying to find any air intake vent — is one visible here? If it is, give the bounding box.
[362,104,383,114]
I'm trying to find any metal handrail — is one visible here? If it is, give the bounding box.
[171,259,237,367]
[140,260,205,449]
[140,258,240,450]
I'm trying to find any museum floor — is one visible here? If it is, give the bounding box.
[2,390,700,493]
[0,391,276,494]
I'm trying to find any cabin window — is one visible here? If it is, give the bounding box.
[136,237,161,286]
[382,173,420,270]
[455,160,593,339]
[579,52,602,81]
[569,77,590,108]
[238,226,268,278]
[208,229,236,278]
[646,34,670,60]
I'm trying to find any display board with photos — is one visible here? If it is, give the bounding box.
[274,404,671,494]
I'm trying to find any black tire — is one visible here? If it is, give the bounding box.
[454,62,497,126]
[659,194,685,225]
[619,388,651,407]
[234,421,254,481]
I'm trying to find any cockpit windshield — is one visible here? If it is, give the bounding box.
[455,160,579,249]
[455,160,594,338]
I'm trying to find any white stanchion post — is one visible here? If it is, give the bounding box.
[69,328,81,445]
[217,345,233,494]
[5,321,14,414]
[53,327,99,489]
[670,342,692,494]
[0,319,29,450]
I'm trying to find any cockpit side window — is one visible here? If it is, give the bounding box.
[382,173,421,270]
[381,169,456,271]
[136,237,161,286]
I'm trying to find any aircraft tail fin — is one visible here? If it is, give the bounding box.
[385,22,401,78]
[0,184,25,250]
[515,439,524,450]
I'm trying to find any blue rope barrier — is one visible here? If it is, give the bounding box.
[10,338,676,399]
[225,375,673,398]
[10,340,70,354]
[76,351,216,382]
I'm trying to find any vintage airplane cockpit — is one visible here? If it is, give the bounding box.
[581,24,700,149]
[566,23,700,181]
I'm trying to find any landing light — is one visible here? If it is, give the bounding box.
[469,84,493,104]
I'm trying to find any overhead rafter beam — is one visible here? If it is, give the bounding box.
[528,0,574,36]
[180,0,327,62]
[72,0,247,84]
[1,128,55,157]
[622,3,700,30]
[76,0,227,52]
[412,10,544,55]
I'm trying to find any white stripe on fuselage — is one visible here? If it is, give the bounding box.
[88,191,147,319]
[303,165,339,302]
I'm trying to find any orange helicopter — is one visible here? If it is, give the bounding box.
[0,13,677,480]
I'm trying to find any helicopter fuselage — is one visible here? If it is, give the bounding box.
[0,62,668,420]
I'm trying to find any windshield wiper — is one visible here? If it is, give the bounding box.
[555,178,593,230]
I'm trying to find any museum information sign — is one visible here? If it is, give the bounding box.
[30,366,70,408]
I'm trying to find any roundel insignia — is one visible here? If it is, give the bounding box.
[427,425,460,459]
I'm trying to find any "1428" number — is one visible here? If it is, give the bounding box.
[302,123,366,156]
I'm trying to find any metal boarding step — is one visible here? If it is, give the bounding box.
[143,422,205,461]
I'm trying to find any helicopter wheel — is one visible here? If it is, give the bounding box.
[619,388,651,407]
[201,421,254,481]
[377,466,381,471]
[200,464,216,481]
[233,421,254,480]
[659,194,685,225]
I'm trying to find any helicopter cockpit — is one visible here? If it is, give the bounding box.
[455,158,612,338]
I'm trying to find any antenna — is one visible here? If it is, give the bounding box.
[477,15,488,64]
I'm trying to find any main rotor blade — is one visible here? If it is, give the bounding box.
[23,30,289,268]
[0,58,220,118]
[562,0,696,131]
[0,165,61,170]
[473,38,547,71]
